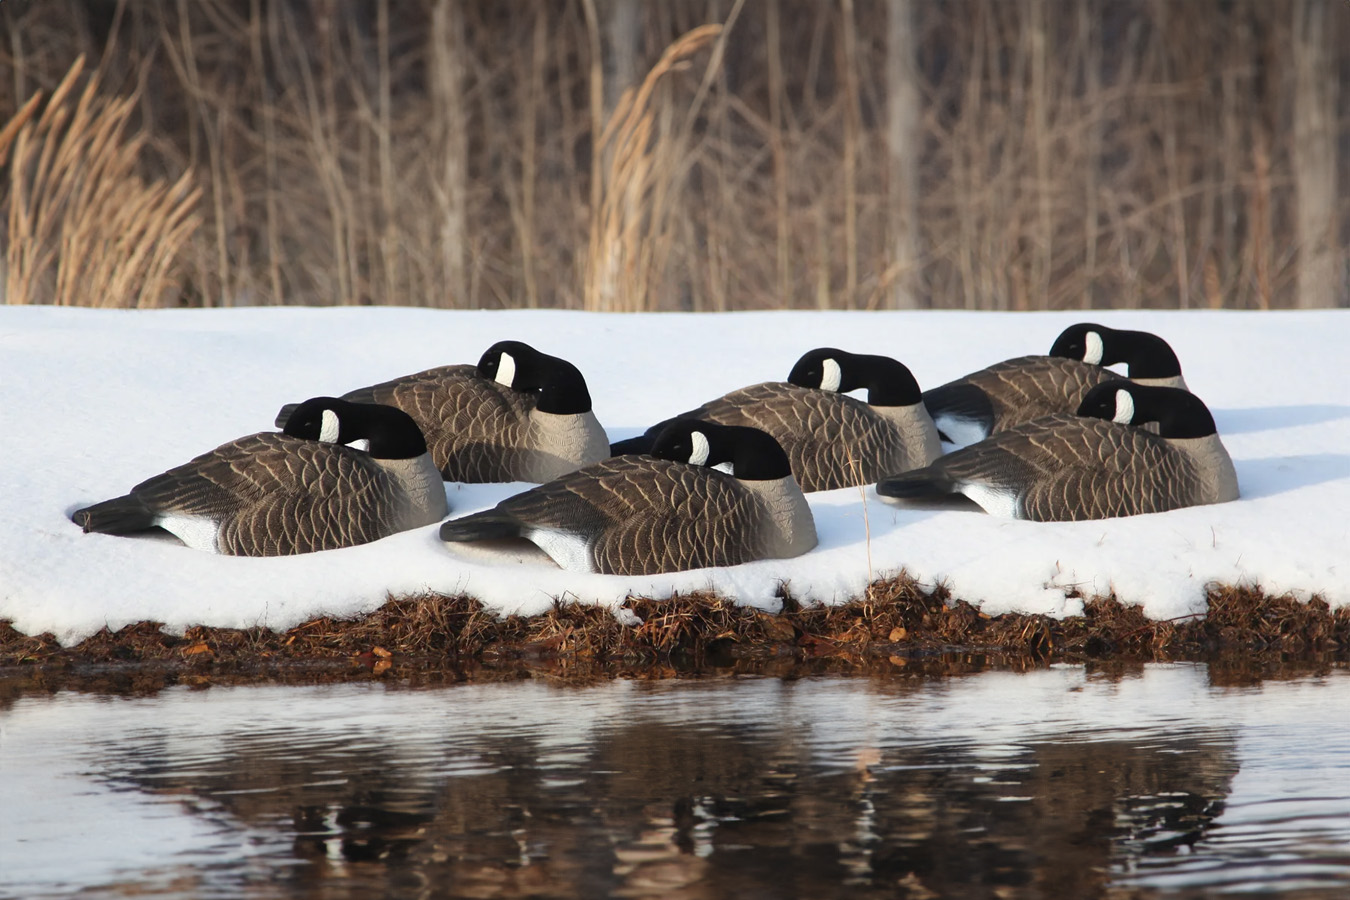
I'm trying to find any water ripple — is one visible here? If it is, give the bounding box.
[2,665,1347,898]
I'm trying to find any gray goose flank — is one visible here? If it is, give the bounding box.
[72,397,447,555]
[922,323,1188,447]
[440,419,817,575]
[609,348,940,492]
[276,341,608,484]
[876,382,1238,522]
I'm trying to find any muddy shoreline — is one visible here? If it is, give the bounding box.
[4,579,1346,696]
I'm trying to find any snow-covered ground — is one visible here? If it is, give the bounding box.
[2,306,1346,645]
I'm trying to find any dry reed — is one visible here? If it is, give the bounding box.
[584,22,724,312]
[0,2,1345,309]
[2,56,200,308]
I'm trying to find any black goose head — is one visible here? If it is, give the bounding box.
[649,419,793,481]
[1076,382,1217,439]
[789,348,849,393]
[476,340,593,415]
[1049,323,1184,379]
[283,397,429,459]
[787,348,922,407]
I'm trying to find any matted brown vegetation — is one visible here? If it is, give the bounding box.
[4,579,1345,682]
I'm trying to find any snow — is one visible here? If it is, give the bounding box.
[2,305,1347,645]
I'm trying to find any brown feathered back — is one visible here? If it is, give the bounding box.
[884,413,1236,522]
[340,365,546,482]
[932,356,1119,435]
[673,382,938,492]
[85,433,447,555]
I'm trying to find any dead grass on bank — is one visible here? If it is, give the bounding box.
[3,579,1346,681]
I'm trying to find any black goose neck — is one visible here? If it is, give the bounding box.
[723,424,793,481]
[282,398,429,459]
[360,403,431,458]
[848,354,922,407]
[1131,386,1216,439]
[787,348,920,406]
[651,420,792,481]
[1077,384,1215,439]
[534,358,593,415]
[1105,328,1184,379]
[478,341,592,414]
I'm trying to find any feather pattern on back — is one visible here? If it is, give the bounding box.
[79,433,445,555]
[881,413,1227,521]
[467,456,776,575]
[923,356,1119,440]
[339,365,544,482]
[635,382,935,492]
[441,432,817,576]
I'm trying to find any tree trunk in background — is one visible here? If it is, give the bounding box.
[1079,0,1100,307]
[6,1,1346,313]
[885,0,921,308]
[601,0,642,119]
[583,0,643,311]
[840,0,861,309]
[1027,0,1051,310]
[766,0,791,307]
[430,0,468,306]
[1292,0,1340,308]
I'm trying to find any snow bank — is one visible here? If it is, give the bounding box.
[3,306,1346,644]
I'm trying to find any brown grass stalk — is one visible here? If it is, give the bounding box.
[0,2,1342,313]
[3,57,200,308]
[584,23,724,312]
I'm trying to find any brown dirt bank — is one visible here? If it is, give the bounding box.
[3,579,1346,687]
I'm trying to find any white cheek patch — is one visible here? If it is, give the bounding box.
[689,431,711,467]
[1084,331,1105,365]
[1113,388,1135,424]
[320,409,341,443]
[495,351,517,387]
[347,438,371,453]
[713,461,736,476]
[821,358,843,392]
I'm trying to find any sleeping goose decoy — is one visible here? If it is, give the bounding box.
[275,341,608,484]
[876,382,1238,522]
[608,348,940,492]
[71,397,447,555]
[922,323,1188,447]
[439,419,817,575]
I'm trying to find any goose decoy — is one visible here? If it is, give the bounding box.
[439,419,818,575]
[71,397,448,555]
[276,341,608,484]
[922,323,1188,446]
[876,382,1238,522]
[608,348,940,492]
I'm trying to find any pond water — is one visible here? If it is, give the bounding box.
[2,662,1349,899]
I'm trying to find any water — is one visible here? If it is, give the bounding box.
[2,663,1348,899]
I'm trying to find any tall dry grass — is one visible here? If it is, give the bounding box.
[584,21,733,312]
[0,0,1345,311]
[1,56,200,307]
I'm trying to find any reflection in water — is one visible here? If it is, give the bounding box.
[98,722,1241,898]
[3,666,1349,899]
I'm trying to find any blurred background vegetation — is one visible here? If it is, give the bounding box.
[0,0,1345,311]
